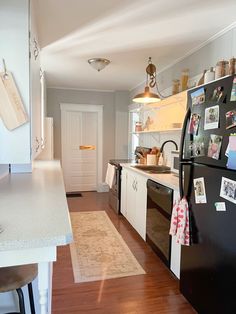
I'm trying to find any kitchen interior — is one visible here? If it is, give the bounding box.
[0,0,236,313]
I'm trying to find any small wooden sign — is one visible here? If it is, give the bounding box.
[0,71,28,130]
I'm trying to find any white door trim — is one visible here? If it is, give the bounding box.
[60,103,103,192]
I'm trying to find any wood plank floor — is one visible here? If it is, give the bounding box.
[52,192,196,314]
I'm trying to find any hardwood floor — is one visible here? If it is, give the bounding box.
[52,192,196,314]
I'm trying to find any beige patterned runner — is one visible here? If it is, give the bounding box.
[70,211,145,283]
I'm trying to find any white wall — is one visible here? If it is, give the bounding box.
[114,91,129,158]
[46,88,129,179]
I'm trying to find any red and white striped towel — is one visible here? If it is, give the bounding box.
[169,197,190,246]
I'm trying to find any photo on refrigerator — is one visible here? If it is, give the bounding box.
[220,177,236,204]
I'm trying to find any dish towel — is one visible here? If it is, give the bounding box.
[169,197,190,246]
[105,163,115,188]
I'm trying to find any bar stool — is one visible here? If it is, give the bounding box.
[0,264,38,314]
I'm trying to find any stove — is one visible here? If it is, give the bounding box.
[108,159,133,214]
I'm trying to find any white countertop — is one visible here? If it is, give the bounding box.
[0,160,73,251]
[121,163,179,191]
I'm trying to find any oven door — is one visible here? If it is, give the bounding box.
[146,180,173,267]
[108,166,121,214]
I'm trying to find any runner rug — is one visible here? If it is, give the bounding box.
[70,211,145,283]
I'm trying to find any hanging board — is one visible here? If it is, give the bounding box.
[0,71,28,130]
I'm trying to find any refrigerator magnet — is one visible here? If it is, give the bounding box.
[215,202,226,212]
[204,105,219,130]
[191,87,205,106]
[194,177,207,204]
[207,134,223,160]
[230,77,236,102]
[225,110,236,130]
[220,177,236,204]
[210,86,224,103]
[188,113,201,135]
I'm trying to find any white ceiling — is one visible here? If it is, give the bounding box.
[35,0,236,91]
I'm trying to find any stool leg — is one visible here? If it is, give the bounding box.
[28,282,36,314]
[16,288,25,314]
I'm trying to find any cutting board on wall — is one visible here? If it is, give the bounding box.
[0,71,28,130]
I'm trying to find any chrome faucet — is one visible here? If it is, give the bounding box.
[160,140,178,153]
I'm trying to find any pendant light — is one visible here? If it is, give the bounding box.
[133,57,163,103]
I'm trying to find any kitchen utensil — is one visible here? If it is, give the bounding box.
[146,154,157,165]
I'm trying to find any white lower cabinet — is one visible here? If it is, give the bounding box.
[121,168,147,240]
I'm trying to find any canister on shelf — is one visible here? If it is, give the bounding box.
[181,69,189,91]
[215,60,229,79]
[197,70,207,86]
[135,121,142,132]
[172,79,180,95]
[229,57,236,75]
[204,67,215,84]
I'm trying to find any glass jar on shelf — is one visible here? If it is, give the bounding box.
[229,57,236,75]
[215,60,229,79]
[181,69,189,91]
[172,79,180,95]
[135,121,142,132]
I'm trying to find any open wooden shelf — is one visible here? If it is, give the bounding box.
[131,128,182,134]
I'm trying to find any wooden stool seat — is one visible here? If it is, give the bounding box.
[0,264,37,293]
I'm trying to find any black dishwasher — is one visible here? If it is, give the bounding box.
[146,179,173,267]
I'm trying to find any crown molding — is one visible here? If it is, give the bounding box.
[47,86,115,93]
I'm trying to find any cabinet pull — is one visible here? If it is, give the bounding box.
[79,145,96,150]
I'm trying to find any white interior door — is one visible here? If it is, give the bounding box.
[61,107,99,192]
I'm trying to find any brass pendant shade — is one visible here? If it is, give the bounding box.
[132,86,160,103]
[132,57,161,104]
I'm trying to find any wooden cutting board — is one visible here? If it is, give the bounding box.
[0,71,28,130]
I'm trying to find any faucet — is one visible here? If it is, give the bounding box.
[160,140,178,153]
[159,140,178,166]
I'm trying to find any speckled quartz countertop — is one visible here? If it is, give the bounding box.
[0,160,73,251]
[121,163,180,191]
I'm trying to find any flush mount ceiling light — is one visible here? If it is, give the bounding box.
[133,57,164,104]
[88,58,110,72]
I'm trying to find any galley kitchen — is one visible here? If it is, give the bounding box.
[0,1,236,313]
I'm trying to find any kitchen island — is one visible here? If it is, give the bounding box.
[0,160,73,314]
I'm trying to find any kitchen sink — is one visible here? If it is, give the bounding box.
[131,164,171,174]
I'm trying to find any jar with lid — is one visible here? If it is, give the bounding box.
[215,60,229,79]
[172,79,180,95]
[135,121,142,132]
[204,67,215,84]
[181,69,189,91]
[229,57,236,75]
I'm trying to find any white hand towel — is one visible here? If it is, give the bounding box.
[105,163,115,189]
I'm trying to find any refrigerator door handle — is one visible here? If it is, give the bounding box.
[179,106,191,198]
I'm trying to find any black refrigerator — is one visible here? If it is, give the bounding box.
[179,75,236,314]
